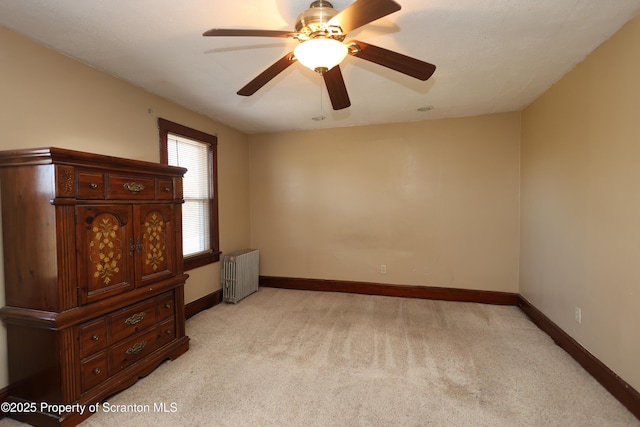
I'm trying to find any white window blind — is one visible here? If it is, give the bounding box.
[167,133,211,257]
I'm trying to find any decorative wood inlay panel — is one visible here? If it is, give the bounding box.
[144,211,166,272]
[89,215,123,285]
[56,165,75,197]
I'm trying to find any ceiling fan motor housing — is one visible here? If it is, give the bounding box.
[295,0,344,40]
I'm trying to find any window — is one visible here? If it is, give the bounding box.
[159,118,220,269]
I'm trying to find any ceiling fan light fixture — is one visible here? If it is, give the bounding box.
[294,38,348,73]
[204,0,436,110]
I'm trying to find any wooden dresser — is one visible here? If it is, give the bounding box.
[0,147,190,426]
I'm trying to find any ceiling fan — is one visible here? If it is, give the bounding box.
[203,0,436,110]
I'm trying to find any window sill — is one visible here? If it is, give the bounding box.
[184,251,221,271]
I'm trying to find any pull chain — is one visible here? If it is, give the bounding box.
[319,73,323,114]
[314,73,326,121]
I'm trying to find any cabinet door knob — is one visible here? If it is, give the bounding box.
[89,182,98,189]
[92,335,100,341]
[165,304,171,309]
[166,329,173,335]
[164,187,171,192]
[93,368,101,375]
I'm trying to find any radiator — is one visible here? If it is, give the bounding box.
[221,249,259,303]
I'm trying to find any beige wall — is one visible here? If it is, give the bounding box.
[521,15,640,391]
[0,26,251,388]
[249,113,521,292]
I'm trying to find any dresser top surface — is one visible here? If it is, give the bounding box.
[0,147,187,176]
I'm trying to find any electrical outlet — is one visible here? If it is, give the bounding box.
[574,307,582,324]
[380,264,387,274]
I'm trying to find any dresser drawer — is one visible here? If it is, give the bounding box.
[108,175,155,199]
[156,292,175,321]
[77,172,106,199]
[109,299,157,344]
[80,351,109,393]
[79,318,107,359]
[157,179,174,200]
[109,328,159,374]
[157,317,176,348]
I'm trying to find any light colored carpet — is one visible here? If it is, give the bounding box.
[2,287,638,426]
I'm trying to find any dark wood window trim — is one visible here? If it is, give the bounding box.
[158,118,220,270]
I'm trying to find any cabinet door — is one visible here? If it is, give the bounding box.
[135,204,176,286]
[77,205,135,304]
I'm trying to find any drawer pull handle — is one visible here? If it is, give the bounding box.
[125,312,145,325]
[92,335,100,341]
[166,329,173,335]
[89,182,98,189]
[125,341,147,355]
[165,304,171,309]
[93,368,101,375]
[123,182,145,194]
[164,187,171,192]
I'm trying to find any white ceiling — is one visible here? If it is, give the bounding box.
[1,0,639,134]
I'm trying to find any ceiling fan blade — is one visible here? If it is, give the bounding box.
[348,40,436,81]
[323,65,351,110]
[203,29,297,38]
[237,52,297,96]
[329,0,401,34]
